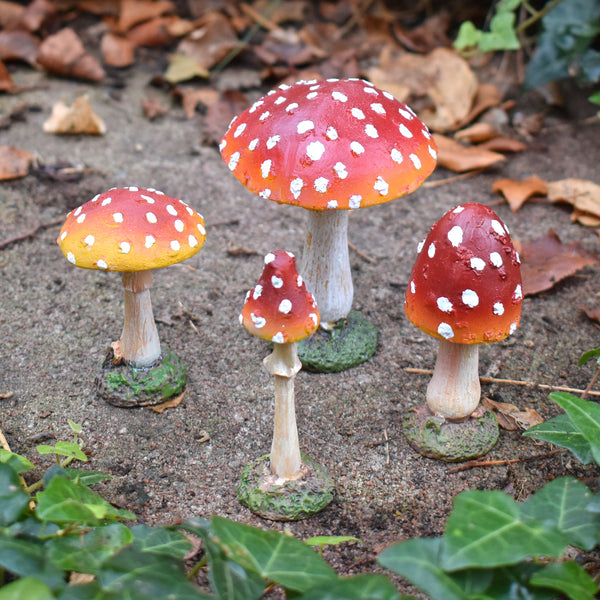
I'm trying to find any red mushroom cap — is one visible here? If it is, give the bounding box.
[240,250,320,344]
[220,78,437,211]
[57,186,206,271]
[404,202,522,344]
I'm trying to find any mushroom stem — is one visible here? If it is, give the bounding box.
[263,342,302,480]
[121,271,161,368]
[301,210,353,330]
[426,340,480,421]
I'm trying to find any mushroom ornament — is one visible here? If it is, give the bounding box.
[237,250,334,521]
[220,78,437,372]
[57,186,206,407]
[403,202,522,461]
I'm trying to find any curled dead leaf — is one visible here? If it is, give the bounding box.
[141,94,167,120]
[117,0,174,33]
[454,122,499,143]
[0,30,40,66]
[477,137,527,153]
[43,95,106,135]
[432,133,505,172]
[0,145,34,180]
[482,397,544,431]
[149,390,185,413]
[492,175,548,212]
[101,32,135,67]
[547,178,600,223]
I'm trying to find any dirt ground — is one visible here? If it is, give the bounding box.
[2,44,600,594]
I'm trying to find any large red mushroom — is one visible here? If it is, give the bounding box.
[220,78,437,372]
[403,202,522,460]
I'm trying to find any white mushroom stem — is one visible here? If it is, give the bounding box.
[426,340,481,421]
[301,210,353,330]
[120,271,161,368]
[263,342,302,480]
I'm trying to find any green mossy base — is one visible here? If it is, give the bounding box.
[403,404,499,462]
[296,310,378,373]
[95,349,186,408]
[237,453,335,521]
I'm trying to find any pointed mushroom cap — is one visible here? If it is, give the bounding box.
[57,186,206,271]
[220,78,437,211]
[240,250,320,344]
[405,202,522,344]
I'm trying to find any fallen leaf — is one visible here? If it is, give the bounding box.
[117,0,174,32]
[0,145,34,180]
[0,30,40,65]
[482,397,544,431]
[455,122,499,143]
[141,94,167,120]
[454,83,502,130]
[126,15,190,47]
[571,209,600,227]
[175,87,219,119]
[19,0,54,32]
[100,32,135,67]
[520,229,597,296]
[37,28,105,82]
[582,303,600,323]
[492,175,548,212]
[43,95,106,135]
[391,13,451,54]
[0,60,18,93]
[164,53,209,83]
[432,133,505,172]
[547,178,600,222]
[149,390,185,413]
[477,137,527,153]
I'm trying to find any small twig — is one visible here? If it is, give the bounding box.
[447,449,562,473]
[422,170,483,189]
[383,428,390,466]
[0,392,14,400]
[582,367,600,400]
[0,218,63,251]
[348,241,377,264]
[405,368,600,397]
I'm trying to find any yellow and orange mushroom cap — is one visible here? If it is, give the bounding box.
[240,251,320,344]
[57,186,206,271]
[404,203,522,344]
[220,78,437,211]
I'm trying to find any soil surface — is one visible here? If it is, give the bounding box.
[2,40,600,597]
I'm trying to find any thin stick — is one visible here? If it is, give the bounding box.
[582,367,600,400]
[422,170,483,189]
[0,218,63,251]
[405,368,600,397]
[348,241,377,264]
[447,449,562,473]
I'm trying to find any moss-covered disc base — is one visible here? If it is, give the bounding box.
[296,310,377,373]
[95,348,186,408]
[237,453,335,521]
[403,404,499,462]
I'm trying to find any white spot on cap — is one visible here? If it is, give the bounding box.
[297,120,314,134]
[233,123,246,138]
[364,86,378,95]
[264,253,275,264]
[74,206,82,216]
[515,252,521,264]
[253,284,263,299]
[189,235,198,247]
[326,126,338,140]
[91,194,100,202]
[185,206,194,216]
[514,284,523,300]
[391,148,403,164]
[248,138,259,151]
[327,200,338,209]
[228,151,240,171]
[437,297,452,312]
[438,322,454,339]
[453,206,465,214]
[272,332,285,344]
[101,197,112,206]
[141,194,154,203]
[60,231,67,241]
[448,225,463,247]
[145,235,155,248]
[493,302,505,315]
[410,153,422,169]
[76,213,86,224]
[84,234,95,247]
[462,289,479,307]
[67,252,76,264]
[297,275,303,286]
[428,243,436,258]
[128,186,138,192]
[197,223,206,236]
[112,212,123,223]
[351,107,365,119]
[417,239,425,253]
[286,103,299,113]
[315,177,329,193]
[266,135,280,149]
[349,195,362,209]
[170,240,180,251]
[410,280,415,294]
[374,176,389,196]
[119,241,130,254]
[365,124,379,138]
[510,322,518,334]
[332,91,347,102]
[251,313,266,328]
[382,91,394,100]
[370,103,385,114]
[399,124,413,138]
[279,299,292,314]
[219,140,226,151]
[334,162,348,179]
[249,100,264,113]
[274,96,286,105]
[166,205,178,216]
[471,257,485,271]
[429,145,437,160]
[97,259,108,270]
[290,178,304,199]
[261,159,272,178]
[259,111,270,121]
[307,92,318,100]
[350,141,365,155]
[398,107,413,119]
[174,219,184,232]
[306,141,325,161]
[259,189,271,199]
[309,313,318,326]
[490,252,503,267]
[272,275,283,288]
[491,220,505,237]
[146,212,157,224]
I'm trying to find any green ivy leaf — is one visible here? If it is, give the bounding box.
[37,441,87,462]
[523,414,593,464]
[578,347,600,366]
[0,450,35,474]
[378,538,466,600]
[0,463,31,526]
[479,11,520,52]
[0,577,55,600]
[454,21,482,50]
[130,524,193,560]
[305,535,361,550]
[441,490,566,570]
[46,523,133,573]
[37,476,134,526]
[210,515,336,593]
[521,477,600,550]
[297,573,408,600]
[529,561,599,600]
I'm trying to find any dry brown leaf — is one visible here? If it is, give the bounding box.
[126,15,190,47]
[19,0,54,32]
[149,390,185,413]
[204,89,249,145]
[0,145,34,180]
[0,1,25,29]
[454,83,502,130]
[520,229,597,296]
[0,30,40,65]
[0,61,18,93]
[547,178,600,221]
[43,95,106,135]
[100,32,136,67]
[492,175,548,212]
[117,0,174,32]
[432,133,505,172]
[455,122,499,143]
[141,95,167,120]
[37,28,105,82]
[572,209,600,227]
[477,137,527,153]
[176,87,219,118]
[482,397,544,431]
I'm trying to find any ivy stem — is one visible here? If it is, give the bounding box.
[516,0,564,33]
[187,555,207,580]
